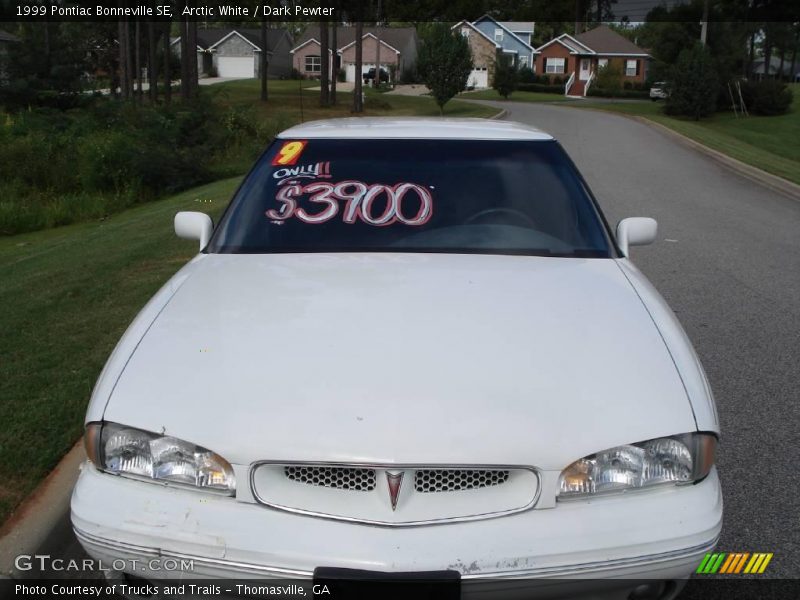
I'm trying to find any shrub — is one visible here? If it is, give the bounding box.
[745,79,793,116]
[587,87,650,100]
[594,63,623,91]
[518,67,536,84]
[665,43,718,120]
[517,82,564,94]
[493,58,519,99]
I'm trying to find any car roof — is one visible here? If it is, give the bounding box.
[277,118,554,141]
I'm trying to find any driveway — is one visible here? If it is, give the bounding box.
[18,102,800,584]
[477,100,800,577]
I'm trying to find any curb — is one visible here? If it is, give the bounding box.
[490,108,508,120]
[0,440,84,577]
[628,115,800,203]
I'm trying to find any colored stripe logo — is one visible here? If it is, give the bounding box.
[696,552,773,574]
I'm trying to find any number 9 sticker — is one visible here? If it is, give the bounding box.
[272,140,307,166]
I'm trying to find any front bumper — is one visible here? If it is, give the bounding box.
[72,463,721,593]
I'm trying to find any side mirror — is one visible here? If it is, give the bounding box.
[174,211,213,251]
[616,217,657,257]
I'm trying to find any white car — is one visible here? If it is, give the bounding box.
[650,82,670,101]
[72,118,721,598]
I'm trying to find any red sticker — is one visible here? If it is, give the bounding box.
[272,140,307,166]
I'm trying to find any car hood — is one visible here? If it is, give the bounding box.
[105,253,696,469]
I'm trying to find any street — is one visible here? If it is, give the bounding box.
[26,101,800,581]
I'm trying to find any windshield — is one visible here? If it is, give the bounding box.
[208,138,614,257]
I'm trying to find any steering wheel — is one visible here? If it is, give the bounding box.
[464,208,537,229]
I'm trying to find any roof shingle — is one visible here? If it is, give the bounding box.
[574,25,648,55]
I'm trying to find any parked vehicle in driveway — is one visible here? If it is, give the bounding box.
[71,118,721,598]
[650,81,670,100]
[364,66,389,83]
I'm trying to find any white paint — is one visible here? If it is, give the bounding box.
[579,58,591,81]
[216,56,254,78]
[278,117,554,140]
[468,67,489,89]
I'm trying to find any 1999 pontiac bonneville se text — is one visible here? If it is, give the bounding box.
[71,119,722,599]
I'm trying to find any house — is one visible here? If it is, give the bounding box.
[452,17,536,89]
[472,16,536,70]
[535,25,650,96]
[171,28,293,79]
[751,56,800,82]
[290,26,418,83]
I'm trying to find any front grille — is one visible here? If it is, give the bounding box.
[284,466,376,491]
[414,469,510,492]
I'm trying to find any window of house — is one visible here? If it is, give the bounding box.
[545,57,565,74]
[494,28,504,42]
[461,28,470,38]
[519,56,529,68]
[625,59,638,76]
[598,58,609,69]
[305,55,321,73]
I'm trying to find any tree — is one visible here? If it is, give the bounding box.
[665,42,718,120]
[330,20,338,105]
[352,20,363,113]
[493,57,518,99]
[320,23,330,107]
[416,23,472,114]
[260,16,268,101]
[147,21,158,102]
[162,20,172,104]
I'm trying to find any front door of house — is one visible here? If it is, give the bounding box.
[579,58,591,80]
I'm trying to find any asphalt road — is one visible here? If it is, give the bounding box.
[24,101,800,584]
[484,100,800,578]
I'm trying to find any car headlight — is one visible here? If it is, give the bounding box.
[558,432,716,500]
[85,422,235,495]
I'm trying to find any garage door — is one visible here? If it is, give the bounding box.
[216,56,254,79]
[468,68,488,89]
[345,63,376,83]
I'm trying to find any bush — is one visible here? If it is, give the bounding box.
[665,43,718,120]
[493,58,519,99]
[518,67,536,84]
[587,87,650,99]
[517,83,564,94]
[337,69,346,83]
[594,63,623,92]
[0,95,260,235]
[743,79,793,116]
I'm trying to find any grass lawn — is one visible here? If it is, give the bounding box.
[573,84,800,185]
[207,79,498,122]
[459,89,571,103]
[0,81,498,525]
[0,178,238,524]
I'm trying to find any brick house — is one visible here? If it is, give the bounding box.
[291,26,418,83]
[534,25,650,96]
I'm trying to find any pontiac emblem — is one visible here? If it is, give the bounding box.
[386,471,404,511]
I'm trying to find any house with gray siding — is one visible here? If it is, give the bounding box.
[472,15,536,70]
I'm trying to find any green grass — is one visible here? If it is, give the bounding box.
[0,178,237,523]
[573,84,800,185]
[207,79,498,122]
[0,80,498,525]
[459,89,571,103]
